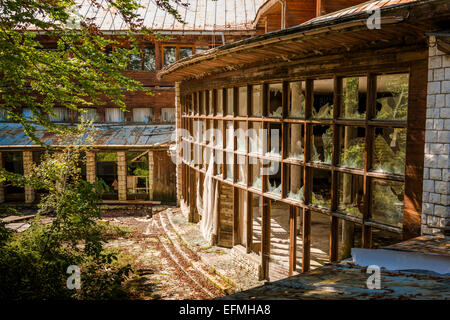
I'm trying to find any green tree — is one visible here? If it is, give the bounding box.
[0,0,185,141]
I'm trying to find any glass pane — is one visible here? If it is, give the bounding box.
[249,157,261,189]
[265,161,281,195]
[163,46,177,66]
[216,89,223,115]
[208,90,213,115]
[288,81,305,118]
[288,123,304,160]
[161,108,175,123]
[196,46,209,53]
[311,125,333,164]
[268,83,283,118]
[225,121,234,150]
[265,123,281,157]
[179,47,193,59]
[199,91,205,115]
[371,179,404,227]
[105,108,124,122]
[225,152,233,181]
[312,79,333,119]
[78,108,98,122]
[339,126,365,169]
[215,120,223,148]
[236,121,246,152]
[238,86,247,116]
[375,73,408,121]
[143,46,155,71]
[96,152,118,200]
[311,168,331,209]
[372,127,406,175]
[252,85,263,116]
[287,164,303,202]
[132,108,153,123]
[237,155,246,185]
[126,152,149,200]
[127,53,142,71]
[338,172,364,217]
[341,77,366,119]
[249,122,262,154]
[226,88,234,116]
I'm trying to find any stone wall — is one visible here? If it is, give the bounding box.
[422,36,450,235]
[23,151,34,203]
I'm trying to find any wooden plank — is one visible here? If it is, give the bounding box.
[302,208,311,273]
[246,191,253,253]
[289,205,297,275]
[260,196,271,280]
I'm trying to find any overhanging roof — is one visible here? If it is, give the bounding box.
[0,123,175,148]
[158,0,449,81]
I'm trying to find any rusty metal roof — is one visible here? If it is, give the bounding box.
[223,235,450,300]
[0,123,175,148]
[76,0,266,32]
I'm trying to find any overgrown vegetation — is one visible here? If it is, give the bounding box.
[0,145,134,300]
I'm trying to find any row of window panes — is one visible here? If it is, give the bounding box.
[183,146,404,228]
[184,73,408,121]
[188,120,406,175]
[163,46,210,67]
[0,107,175,124]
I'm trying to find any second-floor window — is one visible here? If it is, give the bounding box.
[161,108,175,123]
[105,108,124,123]
[163,46,177,66]
[126,45,156,71]
[133,108,153,123]
[49,107,70,123]
[78,108,99,123]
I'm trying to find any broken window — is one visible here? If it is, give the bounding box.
[311,168,332,209]
[96,152,118,200]
[267,83,283,118]
[143,46,156,71]
[338,172,364,217]
[179,47,193,59]
[127,152,149,200]
[3,152,24,202]
[251,85,263,117]
[287,163,304,202]
[312,79,333,119]
[288,81,306,118]
[375,73,408,121]
[163,46,177,66]
[372,127,406,175]
[338,126,365,169]
[371,178,404,228]
[287,123,304,160]
[78,108,98,123]
[340,77,367,119]
[311,125,333,164]
[238,86,247,117]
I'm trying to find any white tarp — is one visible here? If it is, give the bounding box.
[198,152,219,244]
[351,248,450,275]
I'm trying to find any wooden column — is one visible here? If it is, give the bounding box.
[245,191,253,253]
[0,152,4,203]
[23,151,34,203]
[189,168,196,223]
[148,150,154,201]
[86,152,96,184]
[289,205,297,276]
[260,197,271,280]
[117,151,127,201]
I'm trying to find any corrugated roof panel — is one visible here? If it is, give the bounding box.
[0,123,175,147]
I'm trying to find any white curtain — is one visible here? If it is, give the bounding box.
[161,108,175,123]
[79,108,99,122]
[198,152,219,244]
[133,108,153,123]
[49,107,70,122]
[105,108,124,123]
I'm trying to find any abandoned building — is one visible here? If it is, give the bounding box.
[0,0,265,206]
[158,0,450,280]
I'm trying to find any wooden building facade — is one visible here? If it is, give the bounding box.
[160,0,450,279]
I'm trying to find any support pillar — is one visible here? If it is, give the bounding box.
[148,150,154,200]
[23,151,34,203]
[117,151,127,201]
[86,152,96,184]
[0,152,4,203]
[260,197,271,280]
[289,205,297,276]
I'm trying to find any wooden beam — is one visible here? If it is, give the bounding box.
[260,197,271,280]
[289,205,297,275]
[302,208,311,273]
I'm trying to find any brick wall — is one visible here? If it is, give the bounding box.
[422,36,450,235]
